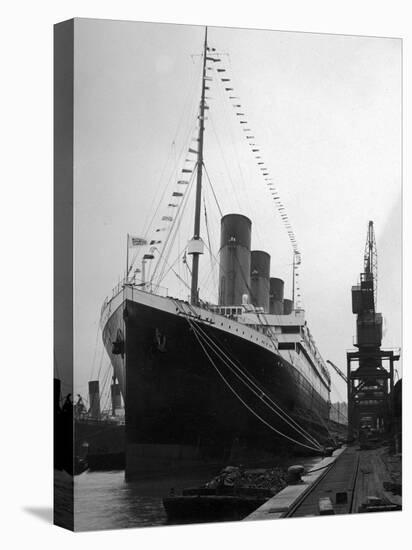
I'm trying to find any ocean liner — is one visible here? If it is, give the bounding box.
[100,28,332,477]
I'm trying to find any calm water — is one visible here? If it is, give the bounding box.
[74,456,322,531]
[74,467,222,531]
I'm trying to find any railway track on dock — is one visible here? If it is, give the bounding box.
[285,446,361,517]
[285,445,401,517]
[244,445,401,521]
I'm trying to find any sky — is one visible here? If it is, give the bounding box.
[65,18,401,406]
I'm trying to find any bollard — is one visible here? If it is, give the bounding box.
[287,465,305,484]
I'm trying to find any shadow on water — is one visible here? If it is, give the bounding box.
[72,455,324,531]
[23,506,53,524]
[74,468,227,531]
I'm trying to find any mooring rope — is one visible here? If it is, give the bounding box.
[178,309,323,452]
[189,317,322,450]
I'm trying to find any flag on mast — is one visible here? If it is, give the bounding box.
[128,235,147,248]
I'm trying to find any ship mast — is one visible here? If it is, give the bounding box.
[190,26,208,305]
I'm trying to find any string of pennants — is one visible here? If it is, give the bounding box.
[205,45,303,307]
[128,126,201,285]
[132,56,217,284]
[129,46,303,306]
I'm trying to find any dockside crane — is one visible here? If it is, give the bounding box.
[347,221,398,441]
[364,221,378,308]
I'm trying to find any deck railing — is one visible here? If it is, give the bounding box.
[100,280,169,329]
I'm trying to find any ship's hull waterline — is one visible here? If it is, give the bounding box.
[102,288,330,478]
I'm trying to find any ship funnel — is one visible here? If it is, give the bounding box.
[283,299,294,315]
[111,382,122,415]
[269,277,284,314]
[250,251,270,312]
[218,214,251,306]
[88,380,101,419]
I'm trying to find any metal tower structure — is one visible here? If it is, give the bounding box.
[363,220,378,312]
[347,221,399,440]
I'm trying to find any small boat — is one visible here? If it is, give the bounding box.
[163,465,286,522]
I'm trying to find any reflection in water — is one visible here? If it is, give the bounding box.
[75,471,166,530]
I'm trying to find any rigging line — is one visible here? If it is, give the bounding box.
[177,205,182,287]
[216,59,299,255]
[196,173,222,298]
[207,125,241,213]
[53,349,61,381]
[202,193,217,294]
[213,69,266,246]
[199,237,227,300]
[328,383,348,422]
[155,178,196,287]
[157,248,192,292]
[212,65,251,204]
[184,309,298,427]
[150,165,197,285]
[329,403,348,423]
[95,341,107,383]
[89,324,101,381]
[198,235,219,298]
[151,157,197,281]
[177,306,319,444]
[187,319,321,452]
[156,245,188,287]
[308,400,334,439]
[198,234,276,341]
[154,168,197,286]
[219,242,292,357]
[99,362,114,413]
[129,88,200,278]
[144,57,204,246]
[203,162,223,217]
[140,57,202,239]
[102,376,116,415]
[129,120,199,277]
[183,257,191,292]
[189,318,322,448]
[101,360,118,414]
[140,145,175,242]
[182,287,316,439]
[152,192,195,289]
[196,237,223,298]
[330,379,346,403]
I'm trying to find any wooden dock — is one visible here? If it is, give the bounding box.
[286,445,359,516]
[351,447,402,513]
[245,445,401,520]
[245,447,346,521]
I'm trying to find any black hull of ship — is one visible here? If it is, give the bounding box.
[104,299,330,479]
[74,420,125,471]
